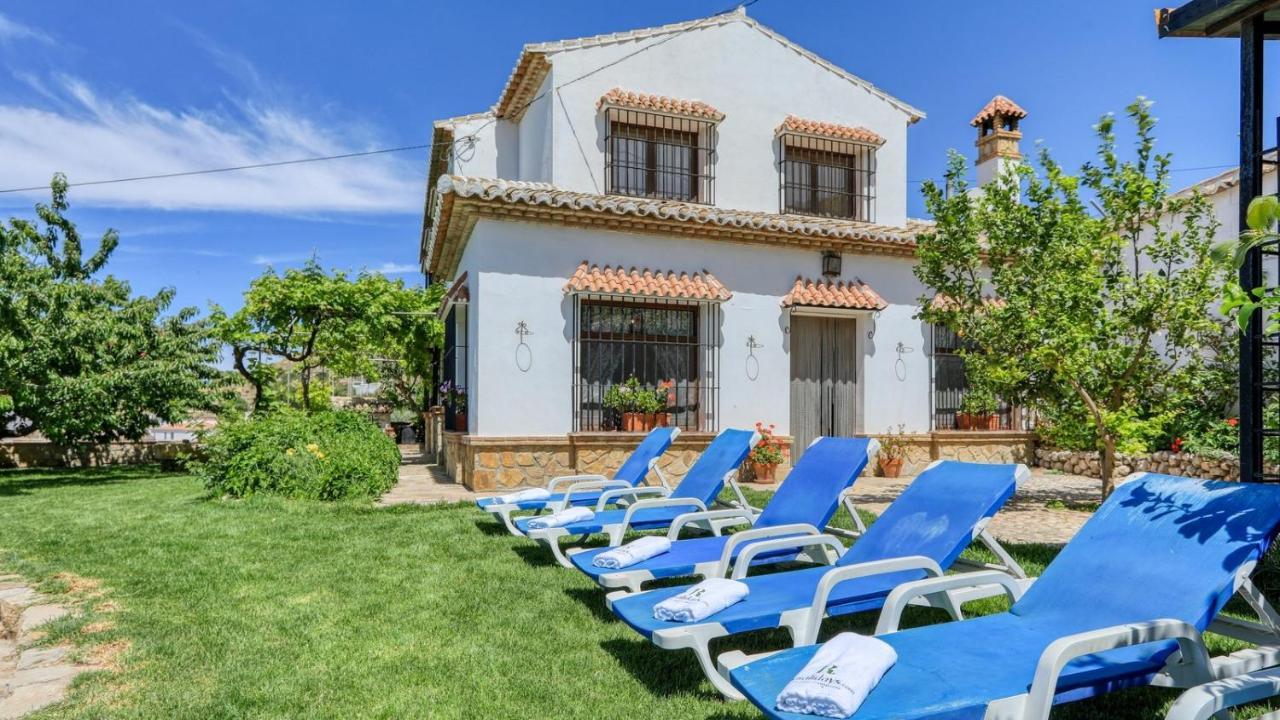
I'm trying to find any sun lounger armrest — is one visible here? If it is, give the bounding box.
[561,479,632,498]
[596,486,668,510]
[1165,667,1280,720]
[618,497,707,534]
[784,556,945,644]
[875,570,1023,635]
[719,525,831,578]
[546,474,609,493]
[1021,620,1212,720]
[667,509,758,540]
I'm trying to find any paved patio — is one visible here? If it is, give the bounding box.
[380,449,1099,545]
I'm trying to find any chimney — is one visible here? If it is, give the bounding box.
[971,95,1027,187]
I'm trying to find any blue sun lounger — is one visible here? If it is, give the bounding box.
[608,460,1029,698]
[476,426,679,536]
[726,473,1280,720]
[519,427,759,569]
[569,436,879,593]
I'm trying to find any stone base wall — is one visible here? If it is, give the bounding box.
[0,440,197,469]
[874,431,1036,475]
[1034,448,1254,481]
[441,431,794,492]
[443,430,1038,490]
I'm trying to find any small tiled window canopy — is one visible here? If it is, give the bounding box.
[776,115,882,222]
[599,89,720,205]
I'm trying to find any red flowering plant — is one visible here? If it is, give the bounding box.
[749,422,785,465]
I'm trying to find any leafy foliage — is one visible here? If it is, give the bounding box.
[193,409,399,500]
[0,174,224,444]
[915,100,1227,494]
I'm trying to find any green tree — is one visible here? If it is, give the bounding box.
[361,279,446,443]
[212,263,442,415]
[0,174,224,443]
[915,100,1226,496]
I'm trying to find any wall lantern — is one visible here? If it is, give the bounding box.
[821,250,842,277]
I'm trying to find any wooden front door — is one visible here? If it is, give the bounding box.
[789,315,858,459]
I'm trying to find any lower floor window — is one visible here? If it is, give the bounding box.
[930,324,1029,431]
[572,295,720,432]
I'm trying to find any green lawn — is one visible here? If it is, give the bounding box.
[0,466,1276,719]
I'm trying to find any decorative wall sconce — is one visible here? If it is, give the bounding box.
[895,341,913,382]
[821,250,842,277]
[745,335,763,381]
[514,321,533,372]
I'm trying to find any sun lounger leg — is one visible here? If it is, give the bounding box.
[492,505,523,536]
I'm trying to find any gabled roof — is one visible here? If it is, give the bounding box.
[493,7,924,123]
[422,176,929,277]
[1171,150,1277,199]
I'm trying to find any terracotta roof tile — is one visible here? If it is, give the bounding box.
[782,277,886,311]
[598,88,725,121]
[777,116,884,146]
[970,96,1027,127]
[565,262,731,301]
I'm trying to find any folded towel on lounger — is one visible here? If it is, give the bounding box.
[775,632,897,718]
[526,506,594,530]
[497,488,552,504]
[653,578,749,622]
[592,536,672,569]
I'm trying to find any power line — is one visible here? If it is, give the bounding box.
[0,144,432,195]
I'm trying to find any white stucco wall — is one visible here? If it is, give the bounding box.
[539,20,914,225]
[457,218,934,437]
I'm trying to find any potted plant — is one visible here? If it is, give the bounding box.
[878,424,908,477]
[439,381,467,432]
[748,422,785,484]
[604,376,660,432]
[956,389,999,431]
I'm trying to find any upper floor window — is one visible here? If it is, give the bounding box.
[777,116,881,222]
[600,89,720,204]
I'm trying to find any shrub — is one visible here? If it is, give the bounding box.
[193,409,400,500]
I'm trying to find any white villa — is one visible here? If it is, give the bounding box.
[420,8,1033,490]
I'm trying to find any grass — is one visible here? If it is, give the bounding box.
[0,466,1276,719]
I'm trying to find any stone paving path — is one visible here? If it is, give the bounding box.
[842,467,1099,546]
[0,576,96,719]
[376,447,473,506]
[383,448,1101,545]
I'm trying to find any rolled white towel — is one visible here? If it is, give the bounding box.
[653,578,749,622]
[497,488,552,504]
[775,632,897,718]
[592,536,672,569]
[526,506,594,530]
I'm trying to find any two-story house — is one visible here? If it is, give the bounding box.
[420,8,1034,490]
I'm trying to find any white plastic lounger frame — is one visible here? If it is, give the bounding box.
[721,539,1280,717]
[528,465,751,569]
[478,433,678,536]
[642,462,1032,700]
[593,438,880,594]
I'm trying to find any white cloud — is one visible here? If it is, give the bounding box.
[0,76,422,214]
[0,14,52,45]
[371,262,419,275]
[251,252,314,266]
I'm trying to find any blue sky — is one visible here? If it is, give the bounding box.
[0,0,1272,317]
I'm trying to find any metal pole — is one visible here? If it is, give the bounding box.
[1240,14,1265,482]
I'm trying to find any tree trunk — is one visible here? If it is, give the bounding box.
[300,366,312,413]
[233,346,265,414]
[1100,434,1117,499]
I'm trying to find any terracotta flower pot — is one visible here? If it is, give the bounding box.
[452,413,467,432]
[879,457,904,478]
[750,461,778,484]
[622,412,643,432]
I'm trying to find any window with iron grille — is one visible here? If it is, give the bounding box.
[779,134,875,221]
[604,108,716,204]
[929,324,1030,431]
[439,303,468,430]
[571,295,720,432]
